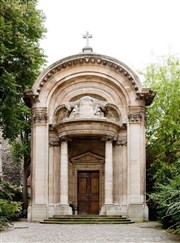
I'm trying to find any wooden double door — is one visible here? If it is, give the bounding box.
[77,171,99,215]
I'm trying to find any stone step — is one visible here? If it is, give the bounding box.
[40,215,134,224]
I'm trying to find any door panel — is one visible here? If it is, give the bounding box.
[91,177,99,194]
[78,171,99,215]
[78,178,87,194]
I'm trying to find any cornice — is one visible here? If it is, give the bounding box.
[24,53,155,107]
[33,53,141,95]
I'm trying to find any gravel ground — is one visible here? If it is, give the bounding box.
[0,221,180,243]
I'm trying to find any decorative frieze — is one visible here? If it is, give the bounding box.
[32,107,47,125]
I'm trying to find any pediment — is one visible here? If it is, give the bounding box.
[70,151,104,164]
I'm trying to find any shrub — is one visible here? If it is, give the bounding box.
[149,175,180,233]
[0,178,22,231]
[0,199,22,231]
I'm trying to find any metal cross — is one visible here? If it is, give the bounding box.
[83,31,93,47]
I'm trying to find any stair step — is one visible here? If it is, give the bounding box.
[40,215,134,224]
[40,221,134,224]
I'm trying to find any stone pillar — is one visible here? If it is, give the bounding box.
[60,136,69,204]
[28,107,48,221]
[48,131,60,217]
[100,136,119,215]
[127,107,148,221]
[115,136,127,215]
[104,137,113,204]
[56,136,72,215]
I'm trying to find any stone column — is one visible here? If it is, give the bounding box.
[115,137,127,214]
[60,136,69,204]
[48,132,60,217]
[56,136,72,215]
[104,137,113,204]
[100,136,119,215]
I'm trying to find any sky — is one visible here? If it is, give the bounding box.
[37,0,180,72]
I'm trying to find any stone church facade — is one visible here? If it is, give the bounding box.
[26,42,155,222]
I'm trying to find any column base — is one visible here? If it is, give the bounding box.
[28,204,47,221]
[100,204,121,215]
[55,204,73,215]
[128,204,149,222]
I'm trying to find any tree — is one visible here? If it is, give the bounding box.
[0,0,46,212]
[140,56,180,232]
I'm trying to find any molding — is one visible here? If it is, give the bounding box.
[136,88,156,106]
[32,54,141,96]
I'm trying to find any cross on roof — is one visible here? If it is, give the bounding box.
[83,31,93,48]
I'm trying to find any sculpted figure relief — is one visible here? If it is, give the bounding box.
[70,104,79,118]
[55,96,121,124]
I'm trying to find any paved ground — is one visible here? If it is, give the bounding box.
[0,221,180,243]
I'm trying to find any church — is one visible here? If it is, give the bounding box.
[26,32,155,222]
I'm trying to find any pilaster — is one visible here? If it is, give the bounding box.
[127,106,148,221]
[28,107,48,221]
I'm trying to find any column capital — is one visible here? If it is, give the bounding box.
[128,112,143,123]
[59,135,72,143]
[102,135,117,142]
[32,107,47,125]
[115,139,127,146]
[49,140,60,146]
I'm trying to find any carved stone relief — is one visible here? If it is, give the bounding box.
[54,96,121,125]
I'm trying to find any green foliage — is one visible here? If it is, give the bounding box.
[0,0,46,217]
[140,56,180,233]
[149,167,180,233]
[142,56,180,166]
[0,199,22,231]
[0,177,22,201]
[11,135,30,164]
[0,199,22,218]
[0,178,22,231]
[0,0,46,139]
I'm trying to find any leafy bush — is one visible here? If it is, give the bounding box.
[0,199,22,231]
[0,199,22,218]
[149,167,180,233]
[0,177,22,201]
[0,178,22,231]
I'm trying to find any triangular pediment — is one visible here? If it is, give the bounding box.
[70,151,104,164]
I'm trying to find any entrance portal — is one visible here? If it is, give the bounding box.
[77,171,99,215]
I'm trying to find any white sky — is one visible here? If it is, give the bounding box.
[37,0,180,72]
